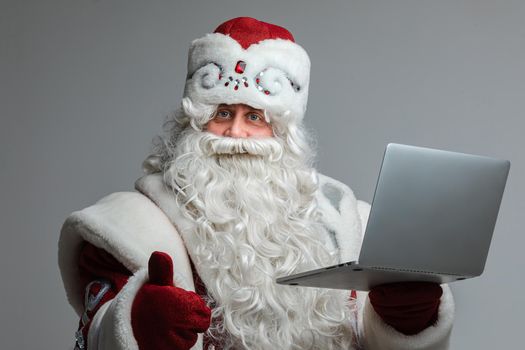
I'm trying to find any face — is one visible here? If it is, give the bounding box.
[205,103,273,138]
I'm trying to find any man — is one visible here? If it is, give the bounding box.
[59,17,454,350]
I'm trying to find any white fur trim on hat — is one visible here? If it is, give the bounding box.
[183,33,311,123]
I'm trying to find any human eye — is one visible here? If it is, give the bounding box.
[247,113,263,122]
[215,109,231,119]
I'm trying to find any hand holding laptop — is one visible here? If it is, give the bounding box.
[369,281,443,335]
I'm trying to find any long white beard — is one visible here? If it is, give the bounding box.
[163,128,356,350]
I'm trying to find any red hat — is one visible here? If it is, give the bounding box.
[213,17,295,49]
[183,17,311,125]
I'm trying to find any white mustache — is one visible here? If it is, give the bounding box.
[198,132,284,161]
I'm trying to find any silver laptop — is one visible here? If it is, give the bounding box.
[276,143,510,291]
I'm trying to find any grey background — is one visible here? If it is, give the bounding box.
[1,0,523,348]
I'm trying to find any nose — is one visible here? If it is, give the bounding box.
[224,114,249,138]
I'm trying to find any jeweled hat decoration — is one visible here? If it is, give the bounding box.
[182,17,311,125]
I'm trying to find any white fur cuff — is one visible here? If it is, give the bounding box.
[88,269,147,350]
[362,284,455,350]
[87,269,204,350]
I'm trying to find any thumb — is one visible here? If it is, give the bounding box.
[148,251,174,286]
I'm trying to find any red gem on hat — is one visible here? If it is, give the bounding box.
[234,60,246,74]
[214,17,295,49]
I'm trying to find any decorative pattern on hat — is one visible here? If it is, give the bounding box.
[211,63,302,95]
[183,17,311,123]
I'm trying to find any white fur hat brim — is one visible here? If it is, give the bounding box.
[183,32,311,123]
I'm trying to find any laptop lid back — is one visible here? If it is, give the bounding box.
[358,143,510,276]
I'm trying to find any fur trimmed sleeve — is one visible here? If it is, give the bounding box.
[58,191,202,350]
[355,199,455,349]
[360,284,454,350]
[81,262,205,350]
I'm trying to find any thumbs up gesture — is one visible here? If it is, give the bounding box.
[131,252,211,350]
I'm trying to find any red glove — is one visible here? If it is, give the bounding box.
[368,282,442,335]
[131,252,212,350]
